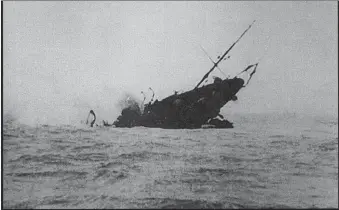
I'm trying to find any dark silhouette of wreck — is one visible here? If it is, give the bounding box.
[113,21,259,129]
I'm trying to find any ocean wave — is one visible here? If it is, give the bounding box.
[2,116,338,208]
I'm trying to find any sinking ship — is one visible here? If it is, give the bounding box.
[111,21,259,129]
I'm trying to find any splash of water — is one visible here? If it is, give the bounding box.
[116,92,142,112]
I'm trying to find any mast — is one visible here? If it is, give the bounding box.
[199,45,228,77]
[194,20,256,90]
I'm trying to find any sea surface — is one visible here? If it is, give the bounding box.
[2,113,338,209]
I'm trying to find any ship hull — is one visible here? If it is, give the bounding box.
[113,77,244,129]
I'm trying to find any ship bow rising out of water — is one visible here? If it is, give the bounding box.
[113,21,259,129]
[113,68,257,129]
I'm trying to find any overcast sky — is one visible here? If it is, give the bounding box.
[3,1,338,125]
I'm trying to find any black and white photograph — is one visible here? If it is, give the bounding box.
[2,1,338,208]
